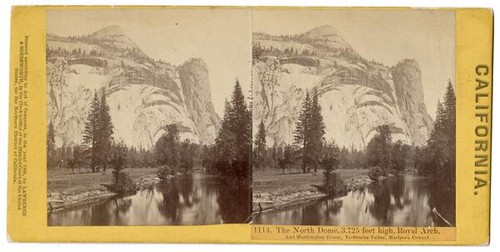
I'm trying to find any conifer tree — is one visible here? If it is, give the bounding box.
[320,142,340,194]
[155,124,180,169]
[279,145,294,174]
[68,145,83,173]
[425,82,456,190]
[82,91,101,172]
[270,143,278,168]
[110,141,133,194]
[179,140,196,173]
[215,100,238,174]
[97,87,114,171]
[294,91,312,173]
[254,120,267,169]
[309,89,326,172]
[229,80,252,165]
[214,80,251,185]
[47,121,56,169]
[418,81,456,223]
[365,125,392,170]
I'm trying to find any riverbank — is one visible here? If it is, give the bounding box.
[252,168,371,214]
[47,168,160,213]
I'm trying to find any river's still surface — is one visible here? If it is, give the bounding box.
[254,175,453,226]
[48,173,249,226]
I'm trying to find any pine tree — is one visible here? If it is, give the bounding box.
[214,80,251,185]
[426,83,456,186]
[270,143,278,168]
[309,89,326,172]
[390,140,408,172]
[97,87,114,171]
[444,80,456,136]
[47,121,56,169]
[215,100,238,174]
[254,120,267,169]
[294,91,312,173]
[365,125,392,170]
[279,145,294,174]
[156,124,180,169]
[418,81,456,223]
[443,81,456,169]
[110,141,132,194]
[82,91,101,172]
[320,142,340,194]
[68,145,83,173]
[229,80,252,165]
[179,140,196,173]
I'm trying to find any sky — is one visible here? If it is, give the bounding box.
[254,9,455,119]
[47,8,455,119]
[47,8,252,117]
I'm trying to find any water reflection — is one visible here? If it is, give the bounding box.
[218,180,251,223]
[48,173,249,226]
[254,176,452,227]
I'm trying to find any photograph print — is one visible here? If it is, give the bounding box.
[46,8,252,226]
[251,9,456,227]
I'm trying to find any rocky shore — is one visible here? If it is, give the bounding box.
[252,172,372,215]
[47,173,161,213]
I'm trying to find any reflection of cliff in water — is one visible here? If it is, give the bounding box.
[428,180,456,226]
[48,173,249,226]
[154,174,221,225]
[217,178,251,223]
[364,176,435,226]
[254,175,452,227]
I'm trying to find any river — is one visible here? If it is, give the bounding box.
[253,175,454,226]
[48,173,250,226]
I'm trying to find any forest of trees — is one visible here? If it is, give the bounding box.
[47,79,252,190]
[252,81,456,201]
[82,88,114,173]
[140,79,252,188]
[154,124,200,180]
[293,89,325,173]
[252,32,385,69]
[252,43,317,61]
[47,87,115,172]
[253,89,332,174]
[415,81,456,223]
[47,87,138,194]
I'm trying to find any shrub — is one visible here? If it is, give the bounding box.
[113,171,135,195]
[157,165,174,181]
[369,166,385,181]
[323,171,340,195]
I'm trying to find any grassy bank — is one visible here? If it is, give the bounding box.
[48,167,158,192]
[47,167,159,213]
[252,168,370,213]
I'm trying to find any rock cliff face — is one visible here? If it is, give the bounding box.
[178,59,220,144]
[47,26,221,149]
[391,59,434,148]
[253,25,433,149]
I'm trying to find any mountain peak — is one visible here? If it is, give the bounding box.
[90,25,126,39]
[302,25,341,40]
[300,25,354,53]
[88,25,140,51]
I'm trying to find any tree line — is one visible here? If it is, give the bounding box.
[252,43,317,62]
[254,89,329,174]
[415,81,456,223]
[141,79,252,187]
[253,81,456,196]
[47,87,136,194]
[154,124,200,180]
[47,88,114,173]
[253,88,342,194]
